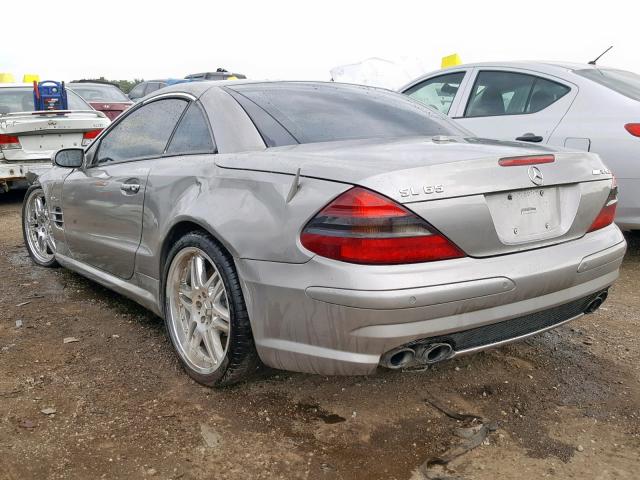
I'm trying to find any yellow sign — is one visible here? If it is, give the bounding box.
[0,72,16,83]
[23,74,40,83]
[441,54,462,69]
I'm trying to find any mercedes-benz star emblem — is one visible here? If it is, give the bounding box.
[528,166,544,186]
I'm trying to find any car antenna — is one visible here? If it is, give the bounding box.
[588,45,613,65]
[286,168,301,203]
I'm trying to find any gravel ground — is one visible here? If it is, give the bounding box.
[1,190,639,480]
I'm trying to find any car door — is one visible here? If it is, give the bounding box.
[402,70,471,116]
[62,96,189,279]
[452,69,577,144]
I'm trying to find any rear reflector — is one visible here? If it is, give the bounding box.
[624,123,640,137]
[82,129,103,146]
[498,155,555,167]
[588,177,618,232]
[0,134,20,150]
[300,187,465,265]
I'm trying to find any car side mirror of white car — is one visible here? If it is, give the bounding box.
[54,148,85,169]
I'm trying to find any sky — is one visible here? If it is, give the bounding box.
[2,0,637,86]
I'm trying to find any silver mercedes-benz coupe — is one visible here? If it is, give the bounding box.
[22,81,626,386]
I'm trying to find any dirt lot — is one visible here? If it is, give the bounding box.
[1,190,639,480]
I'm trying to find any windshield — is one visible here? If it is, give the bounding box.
[228,82,468,146]
[575,68,640,101]
[68,84,130,102]
[0,87,91,114]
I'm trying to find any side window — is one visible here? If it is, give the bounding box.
[166,102,216,154]
[404,72,465,114]
[465,71,570,117]
[129,83,145,99]
[95,98,187,164]
[67,90,91,110]
[526,77,571,113]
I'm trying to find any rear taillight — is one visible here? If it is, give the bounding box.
[588,177,618,233]
[624,123,640,137]
[498,155,555,166]
[0,134,20,150]
[300,187,465,265]
[82,129,103,146]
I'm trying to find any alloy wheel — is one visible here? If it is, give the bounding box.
[24,189,55,264]
[166,247,231,375]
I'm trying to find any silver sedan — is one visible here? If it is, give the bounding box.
[400,61,640,230]
[23,81,626,386]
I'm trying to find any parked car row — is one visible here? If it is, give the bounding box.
[0,68,246,191]
[0,82,110,192]
[23,79,626,386]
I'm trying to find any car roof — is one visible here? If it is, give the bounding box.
[399,61,619,91]
[436,60,597,71]
[68,81,119,88]
[145,79,391,100]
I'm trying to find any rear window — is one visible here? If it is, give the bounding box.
[228,83,465,146]
[69,84,129,102]
[575,68,640,101]
[0,87,91,114]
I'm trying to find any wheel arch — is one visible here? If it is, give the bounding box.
[158,219,236,313]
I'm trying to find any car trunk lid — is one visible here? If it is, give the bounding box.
[216,136,614,257]
[0,110,109,162]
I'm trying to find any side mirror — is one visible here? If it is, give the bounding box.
[54,148,85,168]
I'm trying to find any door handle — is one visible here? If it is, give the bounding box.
[516,133,544,143]
[120,183,140,194]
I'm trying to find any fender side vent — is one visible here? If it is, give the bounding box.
[51,207,64,228]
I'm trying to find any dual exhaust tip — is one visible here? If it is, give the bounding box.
[381,343,453,370]
[381,289,609,370]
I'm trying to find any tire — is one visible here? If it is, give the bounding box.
[22,186,58,268]
[163,231,260,387]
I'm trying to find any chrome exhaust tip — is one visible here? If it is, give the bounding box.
[585,291,608,314]
[418,343,454,364]
[380,347,416,369]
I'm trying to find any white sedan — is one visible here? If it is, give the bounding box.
[400,62,640,230]
[0,83,110,192]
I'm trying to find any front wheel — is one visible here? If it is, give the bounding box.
[22,186,58,268]
[163,232,259,387]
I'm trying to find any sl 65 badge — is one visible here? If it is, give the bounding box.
[399,185,444,198]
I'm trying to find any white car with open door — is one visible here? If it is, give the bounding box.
[400,62,640,230]
[0,83,110,192]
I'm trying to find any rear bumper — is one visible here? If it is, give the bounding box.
[0,161,51,190]
[0,161,51,179]
[237,224,626,375]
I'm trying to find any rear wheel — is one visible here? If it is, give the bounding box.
[163,232,259,387]
[22,186,58,268]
